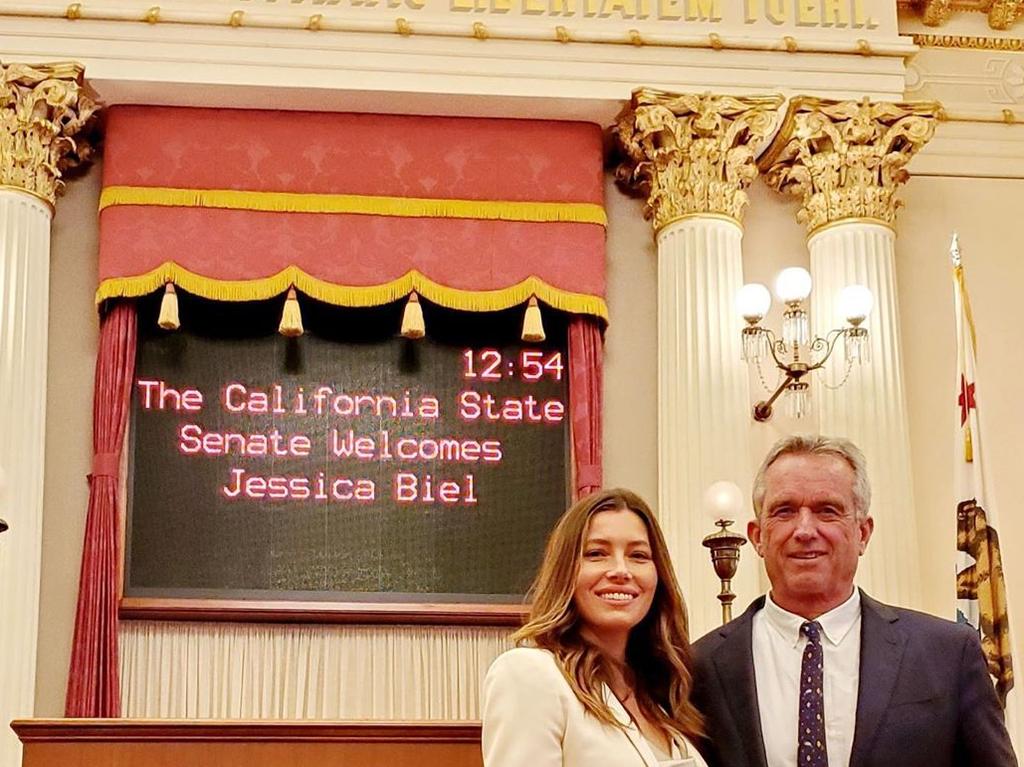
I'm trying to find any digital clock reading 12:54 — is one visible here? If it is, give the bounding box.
[462,349,564,382]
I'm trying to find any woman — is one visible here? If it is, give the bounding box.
[482,488,707,767]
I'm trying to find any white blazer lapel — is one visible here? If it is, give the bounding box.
[603,685,661,767]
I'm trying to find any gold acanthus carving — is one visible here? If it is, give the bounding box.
[1,61,99,205]
[989,0,1024,29]
[902,0,1024,29]
[614,89,784,231]
[922,0,954,25]
[758,96,941,234]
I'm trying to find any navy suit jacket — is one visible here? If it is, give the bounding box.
[691,591,1017,767]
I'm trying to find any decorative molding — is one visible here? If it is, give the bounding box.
[906,49,1024,112]
[613,89,784,230]
[912,33,1024,49]
[0,5,916,57]
[759,96,941,233]
[0,60,98,204]
[0,14,912,121]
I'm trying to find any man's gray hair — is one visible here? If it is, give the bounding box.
[751,434,871,520]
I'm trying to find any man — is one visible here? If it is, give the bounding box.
[692,434,1016,767]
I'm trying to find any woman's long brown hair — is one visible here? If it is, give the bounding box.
[512,488,704,744]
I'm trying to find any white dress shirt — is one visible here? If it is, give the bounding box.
[752,589,862,767]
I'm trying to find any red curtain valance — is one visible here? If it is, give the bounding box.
[97,106,608,319]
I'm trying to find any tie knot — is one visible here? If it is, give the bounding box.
[801,620,823,643]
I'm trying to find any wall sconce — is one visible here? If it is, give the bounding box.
[701,480,747,625]
[737,267,873,421]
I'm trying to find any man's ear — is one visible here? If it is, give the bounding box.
[748,518,764,557]
[858,515,874,555]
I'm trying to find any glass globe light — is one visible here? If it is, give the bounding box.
[703,480,745,524]
[775,267,812,304]
[736,283,772,324]
[839,284,874,325]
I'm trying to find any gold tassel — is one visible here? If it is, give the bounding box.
[401,292,425,339]
[965,424,974,463]
[521,296,545,342]
[157,283,180,330]
[279,287,304,337]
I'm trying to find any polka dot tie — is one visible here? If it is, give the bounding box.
[798,621,828,766]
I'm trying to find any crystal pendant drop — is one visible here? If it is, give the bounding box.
[786,380,810,419]
[742,328,766,361]
[845,327,870,365]
[781,307,809,347]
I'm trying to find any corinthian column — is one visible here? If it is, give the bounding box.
[0,61,97,767]
[761,96,939,609]
[615,90,782,636]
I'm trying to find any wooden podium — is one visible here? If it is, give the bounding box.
[12,719,483,767]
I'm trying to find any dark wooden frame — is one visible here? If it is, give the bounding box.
[12,718,482,743]
[13,719,484,767]
[119,596,527,625]
[118,309,570,627]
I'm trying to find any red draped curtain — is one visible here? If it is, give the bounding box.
[65,301,136,717]
[569,317,604,498]
[71,109,607,712]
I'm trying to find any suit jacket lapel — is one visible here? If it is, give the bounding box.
[849,591,906,767]
[711,598,769,767]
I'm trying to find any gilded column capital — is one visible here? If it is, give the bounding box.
[614,89,784,232]
[758,96,941,235]
[1,61,100,207]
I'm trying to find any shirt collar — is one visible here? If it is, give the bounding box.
[763,588,861,648]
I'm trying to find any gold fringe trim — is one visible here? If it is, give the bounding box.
[99,186,608,226]
[96,263,609,320]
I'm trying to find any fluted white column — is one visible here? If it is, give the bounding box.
[0,60,97,762]
[0,189,52,767]
[657,217,758,637]
[808,221,921,608]
[761,97,939,610]
[615,90,782,636]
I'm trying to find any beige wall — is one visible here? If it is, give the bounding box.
[36,163,102,715]
[898,176,1024,624]
[32,149,1024,717]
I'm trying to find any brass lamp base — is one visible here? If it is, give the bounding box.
[702,519,747,624]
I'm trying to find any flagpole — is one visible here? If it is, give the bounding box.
[951,233,1016,717]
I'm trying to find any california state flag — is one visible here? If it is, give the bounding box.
[952,234,1014,705]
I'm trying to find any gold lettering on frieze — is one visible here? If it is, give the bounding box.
[267,0,879,23]
[822,0,849,25]
[660,0,683,20]
[600,0,632,19]
[797,0,817,26]
[741,0,872,26]
[686,0,720,21]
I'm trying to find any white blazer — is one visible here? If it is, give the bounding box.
[481,647,708,767]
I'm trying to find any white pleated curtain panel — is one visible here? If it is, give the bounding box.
[119,621,513,718]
